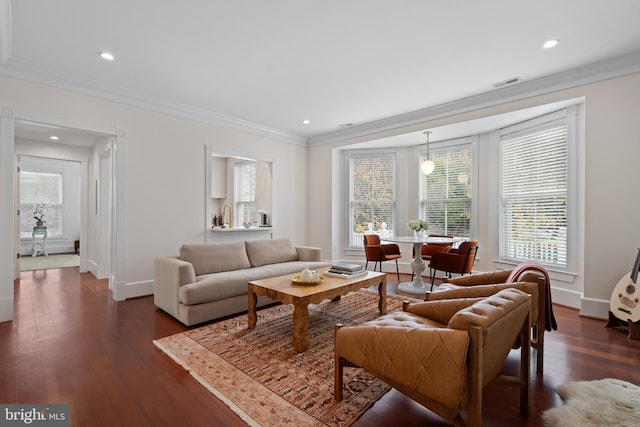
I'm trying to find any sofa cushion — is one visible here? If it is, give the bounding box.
[179,261,330,305]
[180,269,261,305]
[179,242,251,276]
[245,237,298,267]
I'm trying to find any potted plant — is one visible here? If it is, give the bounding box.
[33,204,46,228]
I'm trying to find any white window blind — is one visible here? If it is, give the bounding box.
[234,161,256,224]
[349,153,396,248]
[20,170,63,238]
[500,120,568,268]
[420,144,472,237]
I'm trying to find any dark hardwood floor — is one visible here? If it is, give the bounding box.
[2,267,640,426]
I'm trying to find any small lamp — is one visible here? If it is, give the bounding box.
[421,131,435,175]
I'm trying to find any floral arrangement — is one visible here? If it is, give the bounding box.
[33,203,46,223]
[407,219,428,232]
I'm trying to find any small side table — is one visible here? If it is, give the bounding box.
[32,227,48,257]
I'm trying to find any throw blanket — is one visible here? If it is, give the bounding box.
[506,262,558,331]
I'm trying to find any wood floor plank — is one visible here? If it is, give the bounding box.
[4,267,640,426]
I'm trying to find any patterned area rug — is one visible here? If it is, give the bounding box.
[154,289,416,427]
[542,378,640,427]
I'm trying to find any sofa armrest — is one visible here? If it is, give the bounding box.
[154,257,196,319]
[295,245,322,262]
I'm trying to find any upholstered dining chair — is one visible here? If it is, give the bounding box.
[363,234,401,280]
[411,234,453,281]
[335,288,532,427]
[429,240,478,287]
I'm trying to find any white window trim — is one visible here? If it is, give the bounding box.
[19,167,65,240]
[417,136,479,240]
[496,106,580,276]
[344,148,398,251]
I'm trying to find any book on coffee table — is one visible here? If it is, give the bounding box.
[326,263,367,278]
[330,263,365,272]
[325,269,368,279]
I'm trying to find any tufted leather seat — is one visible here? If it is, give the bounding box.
[429,264,555,374]
[334,288,531,427]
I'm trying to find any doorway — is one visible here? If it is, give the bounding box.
[12,119,116,281]
[17,155,82,271]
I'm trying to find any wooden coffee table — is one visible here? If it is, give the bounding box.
[247,268,386,352]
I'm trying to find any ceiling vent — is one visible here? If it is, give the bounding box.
[492,77,521,88]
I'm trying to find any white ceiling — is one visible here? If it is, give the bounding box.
[2,0,640,146]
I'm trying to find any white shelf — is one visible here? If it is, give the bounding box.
[209,227,273,232]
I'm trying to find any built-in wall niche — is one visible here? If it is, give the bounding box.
[205,145,273,234]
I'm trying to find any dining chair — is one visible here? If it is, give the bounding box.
[411,234,453,281]
[363,234,401,280]
[429,240,478,287]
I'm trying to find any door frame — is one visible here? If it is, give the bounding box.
[0,107,127,323]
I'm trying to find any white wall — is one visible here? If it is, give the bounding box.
[0,74,309,322]
[309,71,640,319]
[2,71,639,322]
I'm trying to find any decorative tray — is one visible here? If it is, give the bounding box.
[291,275,325,286]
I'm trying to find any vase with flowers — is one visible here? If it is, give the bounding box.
[408,219,428,240]
[33,204,46,228]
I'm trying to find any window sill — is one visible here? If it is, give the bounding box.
[493,260,577,283]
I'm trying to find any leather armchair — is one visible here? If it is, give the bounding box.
[428,263,557,375]
[429,240,478,286]
[363,234,401,280]
[335,288,531,427]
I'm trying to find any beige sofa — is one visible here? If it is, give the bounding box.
[154,238,330,326]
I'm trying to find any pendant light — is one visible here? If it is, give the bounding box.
[421,131,435,175]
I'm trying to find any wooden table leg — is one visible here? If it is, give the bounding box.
[378,277,387,314]
[292,302,310,352]
[247,287,257,329]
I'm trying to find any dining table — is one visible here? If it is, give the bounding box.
[383,235,462,294]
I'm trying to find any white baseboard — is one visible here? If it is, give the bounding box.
[86,259,101,279]
[0,296,14,322]
[579,296,610,320]
[114,279,153,301]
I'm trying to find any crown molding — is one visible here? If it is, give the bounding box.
[308,51,640,147]
[0,58,307,146]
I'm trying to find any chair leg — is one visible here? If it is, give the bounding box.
[365,260,369,270]
[395,260,399,281]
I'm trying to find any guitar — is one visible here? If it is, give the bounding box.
[610,248,640,323]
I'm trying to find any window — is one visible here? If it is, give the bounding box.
[349,152,396,248]
[20,171,63,238]
[419,142,472,238]
[234,161,256,224]
[500,115,568,269]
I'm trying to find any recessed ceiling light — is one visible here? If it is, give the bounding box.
[302,119,310,125]
[99,51,115,61]
[49,135,59,140]
[543,39,559,49]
